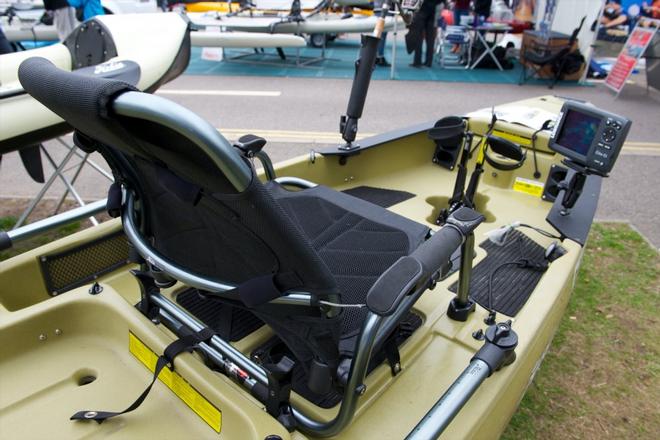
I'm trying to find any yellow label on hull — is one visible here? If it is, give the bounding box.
[129,332,222,433]
[513,177,545,197]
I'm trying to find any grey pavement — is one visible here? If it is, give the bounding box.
[1,74,658,247]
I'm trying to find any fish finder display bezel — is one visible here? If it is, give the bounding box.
[549,101,631,176]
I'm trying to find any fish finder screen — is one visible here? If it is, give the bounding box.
[556,110,601,157]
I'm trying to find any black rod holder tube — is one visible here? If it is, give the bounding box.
[347,35,380,119]
[340,35,380,146]
[447,233,476,321]
[456,233,474,306]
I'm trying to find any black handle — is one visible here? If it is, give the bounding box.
[366,207,484,316]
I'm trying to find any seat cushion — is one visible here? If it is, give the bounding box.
[268,182,429,337]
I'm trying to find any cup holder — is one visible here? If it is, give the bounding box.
[425,194,495,225]
[72,368,98,387]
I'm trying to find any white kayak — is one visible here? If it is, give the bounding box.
[1,8,58,42]
[191,30,306,48]
[0,12,190,155]
[189,12,404,34]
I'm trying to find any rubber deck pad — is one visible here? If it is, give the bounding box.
[176,289,264,342]
[449,230,547,316]
[342,186,416,208]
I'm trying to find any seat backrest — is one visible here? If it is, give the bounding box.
[18,57,339,301]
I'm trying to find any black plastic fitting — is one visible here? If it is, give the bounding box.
[0,231,11,251]
[472,320,518,376]
[446,297,476,322]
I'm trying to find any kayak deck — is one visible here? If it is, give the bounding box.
[0,97,585,439]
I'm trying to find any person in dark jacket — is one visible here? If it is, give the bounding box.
[44,0,77,41]
[410,0,442,67]
[474,0,492,20]
[0,27,13,55]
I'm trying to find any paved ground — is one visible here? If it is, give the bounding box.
[1,73,659,247]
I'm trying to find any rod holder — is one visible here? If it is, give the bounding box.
[447,232,476,321]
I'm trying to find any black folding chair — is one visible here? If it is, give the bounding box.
[519,16,586,89]
[18,57,483,436]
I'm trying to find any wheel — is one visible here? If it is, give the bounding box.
[308,33,327,48]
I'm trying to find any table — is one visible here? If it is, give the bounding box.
[469,25,512,71]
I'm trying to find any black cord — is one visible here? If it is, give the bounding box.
[518,223,562,240]
[529,119,553,179]
[530,129,542,179]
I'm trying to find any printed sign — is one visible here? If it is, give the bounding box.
[605,22,658,93]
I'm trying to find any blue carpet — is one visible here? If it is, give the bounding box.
[185,38,582,85]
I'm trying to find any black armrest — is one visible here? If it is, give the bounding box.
[366,207,484,316]
[366,256,423,316]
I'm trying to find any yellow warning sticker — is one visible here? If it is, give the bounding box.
[513,177,545,198]
[128,332,222,432]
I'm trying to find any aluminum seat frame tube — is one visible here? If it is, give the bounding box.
[150,293,269,384]
[113,92,252,193]
[3,199,107,248]
[292,312,384,436]
[405,359,490,440]
[153,291,385,437]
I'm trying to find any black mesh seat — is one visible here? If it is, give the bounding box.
[18,58,481,427]
[268,182,428,340]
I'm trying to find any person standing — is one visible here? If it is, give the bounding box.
[454,0,470,26]
[0,26,13,55]
[374,0,391,67]
[474,0,493,22]
[410,0,442,67]
[67,0,105,22]
[43,0,77,41]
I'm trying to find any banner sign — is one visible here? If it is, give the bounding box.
[605,22,658,93]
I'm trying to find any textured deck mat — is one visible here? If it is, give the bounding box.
[342,186,416,208]
[449,230,547,316]
[176,288,264,342]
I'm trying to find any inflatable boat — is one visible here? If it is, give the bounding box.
[0,4,631,439]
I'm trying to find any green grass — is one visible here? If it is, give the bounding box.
[0,216,82,262]
[503,223,660,439]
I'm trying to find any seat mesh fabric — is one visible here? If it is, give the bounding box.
[274,189,427,336]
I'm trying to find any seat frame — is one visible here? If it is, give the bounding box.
[113,91,451,436]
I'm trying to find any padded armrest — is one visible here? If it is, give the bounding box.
[366,256,423,316]
[366,207,484,316]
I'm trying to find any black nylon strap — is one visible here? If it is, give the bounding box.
[70,327,215,424]
[237,272,303,308]
[384,336,401,376]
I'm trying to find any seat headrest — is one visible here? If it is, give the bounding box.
[18,57,137,125]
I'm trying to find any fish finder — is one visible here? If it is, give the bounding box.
[549,101,631,177]
[548,101,631,215]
